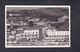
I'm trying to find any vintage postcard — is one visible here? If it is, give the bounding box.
[5,5,71,48]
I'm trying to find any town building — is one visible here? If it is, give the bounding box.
[43,31,69,42]
[28,18,39,21]
[8,11,21,17]
[16,26,44,42]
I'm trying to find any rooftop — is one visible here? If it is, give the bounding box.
[24,26,45,30]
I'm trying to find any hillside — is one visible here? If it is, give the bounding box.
[7,8,69,22]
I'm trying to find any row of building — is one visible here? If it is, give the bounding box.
[7,24,69,43]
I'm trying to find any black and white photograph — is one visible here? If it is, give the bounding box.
[5,5,71,48]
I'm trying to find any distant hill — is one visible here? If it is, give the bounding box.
[7,8,69,22]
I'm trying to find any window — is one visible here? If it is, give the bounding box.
[36,32,37,34]
[25,35,26,37]
[33,32,34,34]
[21,35,23,37]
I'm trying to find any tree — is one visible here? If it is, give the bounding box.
[29,21,34,27]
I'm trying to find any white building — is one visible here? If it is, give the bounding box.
[9,13,20,16]
[23,30,39,35]
[16,28,39,41]
[42,31,69,42]
[46,31,69,35]
[43,31,69,41]
[28,18,39,21]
